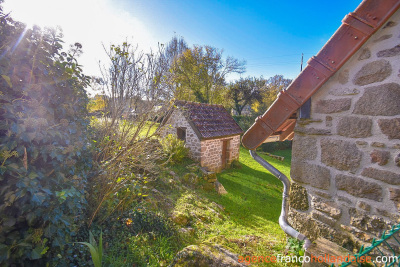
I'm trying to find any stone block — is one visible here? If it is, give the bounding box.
[389,188,400,211]
[353,83,400,116]
[361,167,400,185]
[312,211,336,227]
[337,69,349,84]
[373,34,393,43]
[289,183,309,211]
[395,153,400,167]
[371,142,385,148]
[292,136,317,160]
[370,150,390,166]
[378,118,400,139]
[294,127,331,135]
[328,88,360,96]
[357,201,371,212]
[336,174,383,201]
[353,59,392,86]
[377,44,400,58]
[337,116,372,138]
[288,208,320,241]
[315,98,351,114]
[358,48,371,60]
[291,161,331,190]
[321,139,362,172]
[349,208,389,237]
[311,196,342,219]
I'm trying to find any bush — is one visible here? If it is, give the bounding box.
[232,115,256,132]
[161,134,189,164]
[259,140,292,153]
[0,8,91,265]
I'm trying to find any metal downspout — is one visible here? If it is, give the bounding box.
[249,150,312,250]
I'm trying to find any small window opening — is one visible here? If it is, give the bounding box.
[177,127,186,142]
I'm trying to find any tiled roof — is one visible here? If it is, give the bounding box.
[242,0,400,150]
[174,100,243,139]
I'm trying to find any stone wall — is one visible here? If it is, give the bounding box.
[201,135,241,172]
[160,109,201,161]
[288,10,400,252]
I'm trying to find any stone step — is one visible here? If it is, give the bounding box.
[303,237,353,267]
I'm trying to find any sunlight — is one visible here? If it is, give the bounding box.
[3,0,157,82]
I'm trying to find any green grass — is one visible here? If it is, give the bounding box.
[100,146,296,266]
[194,147,294,266]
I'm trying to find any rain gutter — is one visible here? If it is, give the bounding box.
[250,150,312,250]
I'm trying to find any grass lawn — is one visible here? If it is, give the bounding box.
[196,147,295,266]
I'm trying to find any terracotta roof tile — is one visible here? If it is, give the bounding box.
[174,100,243,139]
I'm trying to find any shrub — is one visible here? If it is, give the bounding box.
[259,140,292,153]
[0,7,91,265]
[232,115,256,132]
[161,134,189,164]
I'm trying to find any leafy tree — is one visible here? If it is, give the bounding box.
[88,94,106,113]
[171,45,245,104]
[0,4,91,265]
[228,76,265,115]
[253,74,292,114]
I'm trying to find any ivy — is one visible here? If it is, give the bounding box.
[0,3,91,265]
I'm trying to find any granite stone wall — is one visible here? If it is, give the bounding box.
[160,109,201,161]
[201,135,241,172]
[288,10,400,251]
[161,109,241,172]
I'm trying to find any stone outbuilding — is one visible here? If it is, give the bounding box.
[161,100,243,172]
[242,0,400,253]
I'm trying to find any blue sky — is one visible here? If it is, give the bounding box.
[4,0,361,84]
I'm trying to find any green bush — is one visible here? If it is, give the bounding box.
[232,115,256,132]
[259,140,292,153]
[0,6,91,265]
[161,134,189,164]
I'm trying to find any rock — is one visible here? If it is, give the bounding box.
[357,201,371,212]
[370,150,390,166]
[320,139,362,172]
[371,142,385,148]
[294,126,331,135]
[312,211,336,227]
[172,212,190,226]
[395,153,400,167]
[291,161,331,190]
[349,208,389,237]
[353,59,392,86]
[336,174,383,201]
[215,181,228,195]
[169,244,246,267]
[208,178,217,183]
[179,227,195,236]
[377,44,400,58]
[383,21,397,28]
[292,136,317,160]
[169,171,177,177]
[389,188,400,212]
[373,34,392,43]
[287,208,320,241]
[337,69,349,84]
[337,116,372,138]
[203,183,215,192]
[315,98,351,114]
[378,118,400,139]
[356,141,368,147]
[289,183,309,211]
[311,196,342,219]
[358,48,371,60]
[353,83,400,116]
[361,167,400,185]
[329,87,360,96]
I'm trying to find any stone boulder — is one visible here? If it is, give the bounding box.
[169,243,246,267]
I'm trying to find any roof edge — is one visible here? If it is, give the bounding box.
[242,0,400,150]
